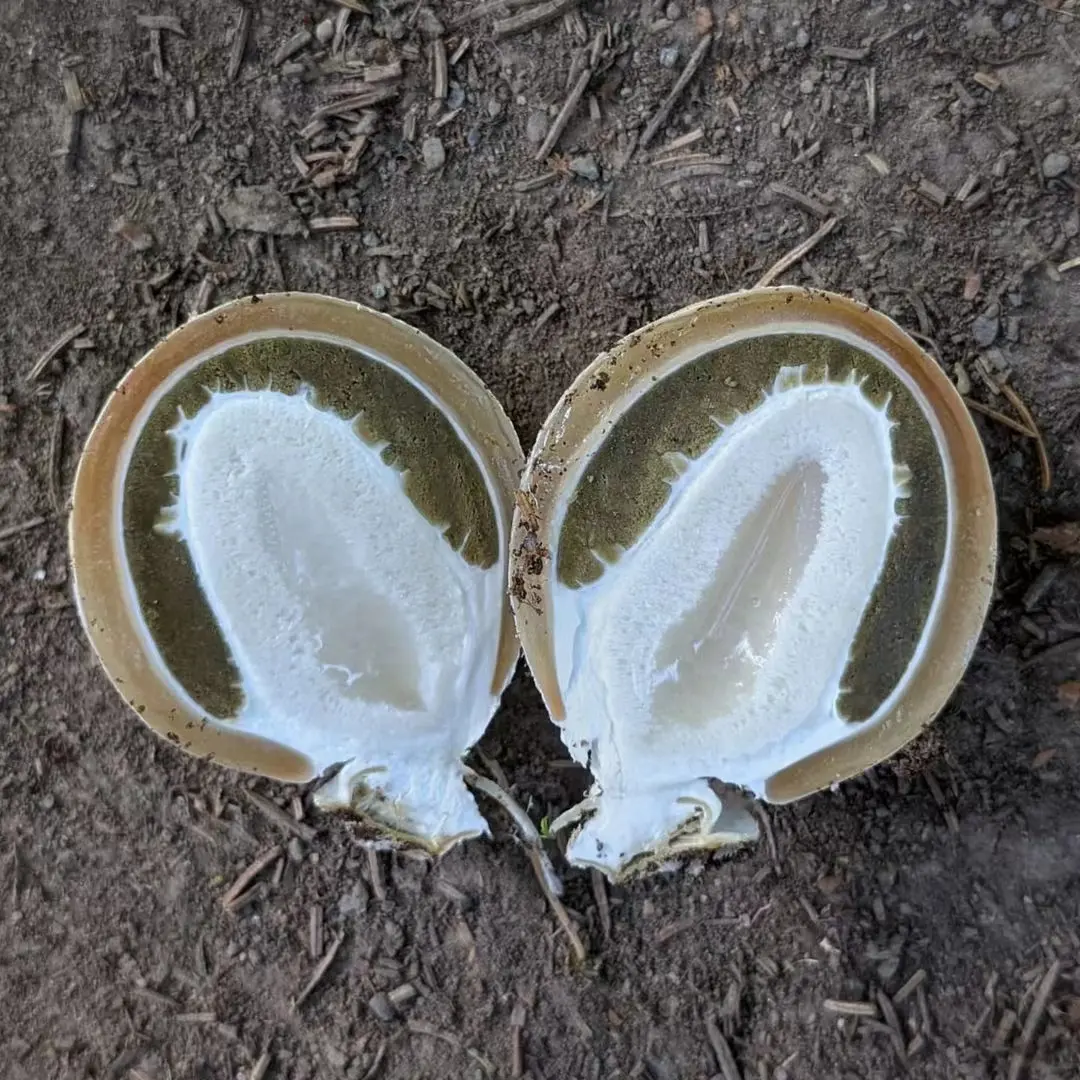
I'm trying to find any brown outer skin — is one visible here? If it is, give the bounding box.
[509,287,997,805]
[69,293,524,786]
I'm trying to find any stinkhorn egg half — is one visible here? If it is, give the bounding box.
[510,288,996,879]
[70,294,523,853]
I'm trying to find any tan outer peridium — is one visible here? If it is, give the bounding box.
[509,287,997,804]
[70,292,524,785]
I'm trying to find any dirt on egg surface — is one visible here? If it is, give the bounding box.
[2,1,1080,1078]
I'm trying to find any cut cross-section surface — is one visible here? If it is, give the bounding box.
[551,369,907,873]
[154,388,505,844]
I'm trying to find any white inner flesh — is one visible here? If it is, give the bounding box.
[552,368,906,873]
[155,388,503,843]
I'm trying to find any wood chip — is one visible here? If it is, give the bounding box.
[823,999,878,1017]
[917,178,948,207]
[973,70,1001,92]
[640,32,712,150]
[149,28,164,80]
[365,61,403,83]
[769,181,830,218]
[1058,255,1080,273]
[222,846,281,910]
[293,931,345,1010]
[864,151,889,175]
[876,990,907,1063]
[494,0,578,39]
[821,44,870,60]
[1008,960,1060,1080]
[705,1015,743,1080]
[535,67,591,161]
[24,323,86,382]
[227,7,252,82]
[62,67,86,112]
[755,216,839,287]
[309,86,397,121]
[136,14,185,35]
[367,847,386,901]
[309,905,324,960]
[432,38,448,99]
[1032,522,1080,555]
[309,215,360,232]
[243,789,317,841]
[273,30,312,68]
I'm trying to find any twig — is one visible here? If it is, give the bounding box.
[293,931,345,1010]
[705,1015,743,1080]
[893,969,927,1005]
[24,323,86,382]
[227,7,252,82]
[360,1042,387,1080]
[591,869,611,940]
[494,0,578,39]
[876,990,907,1064]
[244,789,317,841]
[0,517,48,543]
[465,771,586,963]
[47,413,64,514]
[755,217,839,287]
[963,398,1037,439]
[999,382,1052,492]
[1059,256,1080,273]
[222,846,281,910]
[640,33,712,150]
[1007,960,1060,1080]
[535,67,591,161]
[250,1047,272,1080]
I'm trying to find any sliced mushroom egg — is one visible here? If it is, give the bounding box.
[70,294,523,853]
[510,288,996,879]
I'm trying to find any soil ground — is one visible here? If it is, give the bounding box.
[3,1,1080,1078]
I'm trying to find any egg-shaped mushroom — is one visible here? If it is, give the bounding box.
[70,293,523,853]
[510,287,996,879]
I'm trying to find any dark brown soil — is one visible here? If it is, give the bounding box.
[3,2,1080,1079]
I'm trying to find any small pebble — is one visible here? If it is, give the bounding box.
[315,18,334,44]
[795,27,810,48]
[569,155,600,181]
[1042,151,1070,179]
[665,1,682,20]
[971,307,1000,348]
[525,111,547,145]
[421,135,446,171]
[659,45,680,69]
[368,992,396,1023]
[1001,10,1021,31]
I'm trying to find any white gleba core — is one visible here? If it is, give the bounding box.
[553,369,906,873]
[156,389,504,845]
